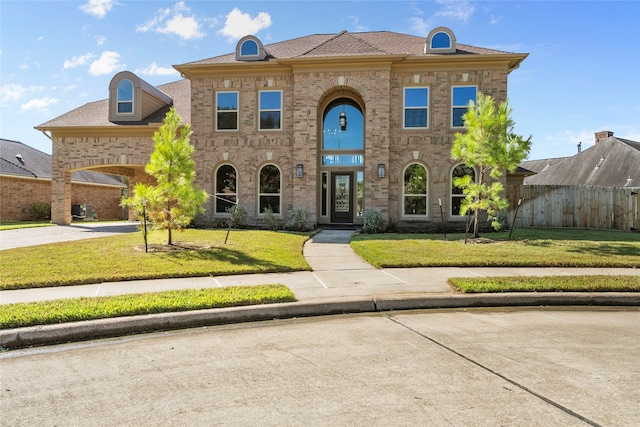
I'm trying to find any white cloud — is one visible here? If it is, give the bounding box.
[135,62,178,77]
[137,1,205,41]
[88,51,124,76]
[434,0,475,22]
[219,7,272,41]
[0,84,27,104]
[63,53,94,70]
[79,0,116,19]
[20,97,59,114]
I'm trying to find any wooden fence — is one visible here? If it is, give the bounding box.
[512,185,640,231]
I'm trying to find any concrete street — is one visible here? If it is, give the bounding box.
[2,307,638,426]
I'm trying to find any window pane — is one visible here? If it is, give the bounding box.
[217,112,238,130]
[241,40,258,56]
[216,165,237,193]
[260,196,280,214]
[260,91,281,110]
[451,196,464,216]
[453,86,476,106]
[117,80,133,101]
[405,88,428,107]
[404,109,427,128]
[217,92,237,110]
[431,32,451,49]
[321,154,364,166]
[404,164,427,195]
[260,111,281,129]
[117,102,133,113]
[404,196,427,215]
[452,107,467,127]
[260,165,280,193]
[216,196,236,214]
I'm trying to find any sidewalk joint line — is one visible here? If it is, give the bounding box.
[380,269,408,284]
[311,272,329,288]
[213,278,222,288]
[94,284,101,297]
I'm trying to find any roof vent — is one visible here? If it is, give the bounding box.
[15,154,24,163]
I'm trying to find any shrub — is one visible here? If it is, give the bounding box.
[228,204,248,228]
[30,202,51,221]
[285,209,312,231]
[361,208,387,234]
[262,207,281,230]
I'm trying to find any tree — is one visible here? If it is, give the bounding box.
[122,107,208,245]
[451,92,531,238]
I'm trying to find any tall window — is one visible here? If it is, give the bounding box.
[452,86,477,127]
[404,87,429,128]
[215,164,237,214]
[259,164,281,214]
[216,92,238,130]
[117,80,133,113]
[259,90,282,130]
[403,163,428,216]
[451,163,476,216]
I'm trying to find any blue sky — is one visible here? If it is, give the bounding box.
[1,0,639,160]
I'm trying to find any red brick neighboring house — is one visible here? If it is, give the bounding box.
[0,138,125,221]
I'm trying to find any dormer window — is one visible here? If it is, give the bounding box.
[425,27,456,54]
[117,79,133,113]
[235,35,268,61]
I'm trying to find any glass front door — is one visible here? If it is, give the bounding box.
[331,172,353,223]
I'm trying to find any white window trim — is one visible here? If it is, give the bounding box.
[402,162,429,218]
[214,164,238,216]
[116,79,134,116]
[450,163,477,218]
[403,86,429,129]
[451,85,477,128]
[258,163,282,215]
[430,31,452,50]
[215,91,239,131]
[258,90,283,131]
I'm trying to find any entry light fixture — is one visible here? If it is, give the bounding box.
[378,163,385,178]
[296,164,304,178]
[339,111,347,131]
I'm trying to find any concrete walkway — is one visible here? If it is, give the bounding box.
[1,227,638,349]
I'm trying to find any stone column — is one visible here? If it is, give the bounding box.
[51,169,71,225]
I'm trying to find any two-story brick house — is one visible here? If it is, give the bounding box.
[37,27,527,228]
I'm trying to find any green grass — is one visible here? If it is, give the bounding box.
[351,228,640,268]
[0,284,296,329]
[449,275,640,293]
[0,221,54,230]
[0,229,311,290]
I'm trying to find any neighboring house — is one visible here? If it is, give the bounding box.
[517,131,640,231]
[36,27,528,228]
[0,138,125,221]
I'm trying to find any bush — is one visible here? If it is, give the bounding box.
[361,208,387,234]
[228,204,248,228]
[262,207,281,231]
[285,209,312,231]
[30,202,51,220]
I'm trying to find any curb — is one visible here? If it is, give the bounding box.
[2,293,639,350]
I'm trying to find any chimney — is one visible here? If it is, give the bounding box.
[594,130,613,144]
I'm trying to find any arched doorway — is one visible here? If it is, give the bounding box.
[319,98,364,224]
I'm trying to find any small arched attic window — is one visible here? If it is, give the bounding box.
[424,27,456,54]
[108,71,173,122]
[236,35,268,61]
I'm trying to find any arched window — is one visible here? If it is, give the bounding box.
[117,79,133,113]
[451,163,476,216]
[403,163,428,216]
[240,39,258,56]
[431,32,451,49]
[259,164,281,214]
[215,164,237,214]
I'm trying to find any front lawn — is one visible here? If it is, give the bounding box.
[450,275,640,293]
[351,228,640,268]
[0,229,311,290]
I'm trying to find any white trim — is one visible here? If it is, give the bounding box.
[451,85,477,128]
[402,86,429,129]
[215,91,239,131]
[258,90,283,131]
[257,163,282,215]
[401,162,429,218]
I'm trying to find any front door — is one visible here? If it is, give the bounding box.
[331,172,353,223]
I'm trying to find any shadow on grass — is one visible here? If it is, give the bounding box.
[567,242,640,259]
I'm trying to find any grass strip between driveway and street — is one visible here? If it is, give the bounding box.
[0,284,296,329]
[449,275,640,293]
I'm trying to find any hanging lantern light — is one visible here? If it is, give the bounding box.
[339,111,347,131]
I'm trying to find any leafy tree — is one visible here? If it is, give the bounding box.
[122,107,208,245]
[451,92,531,238]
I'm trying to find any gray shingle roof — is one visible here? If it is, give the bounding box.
[181,30,517,66]
[524,137,640,188]
[0,138,124,186]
